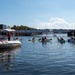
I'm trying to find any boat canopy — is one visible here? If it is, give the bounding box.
[3,29,15,32]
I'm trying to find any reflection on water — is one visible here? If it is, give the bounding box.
[0,48,20,71]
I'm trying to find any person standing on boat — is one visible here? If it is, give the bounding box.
[7,33,11,41]
[44,36,47,41]
[42,37,44,42]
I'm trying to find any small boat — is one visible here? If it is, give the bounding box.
[57,38,65,43]
[0,28,21,49]
[38,38,52,43]
[68,38,75,43]
[32,37,36,42]
[28,37,36,42]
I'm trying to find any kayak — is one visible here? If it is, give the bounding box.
[57,38,65,43]
[38,39,52,43]
[28,39,36,42]
[68,39,75,43]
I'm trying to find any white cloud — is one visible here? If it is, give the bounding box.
[35,18,75,29]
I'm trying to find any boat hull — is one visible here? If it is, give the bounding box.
[0,40,21,49]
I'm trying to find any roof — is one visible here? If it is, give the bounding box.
[3,29,15,32]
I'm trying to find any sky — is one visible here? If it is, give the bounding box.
[0,0,75,29]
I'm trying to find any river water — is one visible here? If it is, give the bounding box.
[0,34,75,75]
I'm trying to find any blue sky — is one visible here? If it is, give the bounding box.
[0,0,75,29]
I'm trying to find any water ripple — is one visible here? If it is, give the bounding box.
[0,35,75,75]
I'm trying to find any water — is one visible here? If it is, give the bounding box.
[0,34,75,75]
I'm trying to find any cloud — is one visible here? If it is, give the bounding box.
[35,18,75,29]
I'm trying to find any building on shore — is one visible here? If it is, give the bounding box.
[15,29,50,36]
[67,30,75,36]
[0,24,7,29]
[0,24,74,36]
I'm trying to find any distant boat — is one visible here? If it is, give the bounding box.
[68,37,75,43]
[53,34,57,37]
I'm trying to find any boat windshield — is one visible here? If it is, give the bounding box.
[0,35,7,41]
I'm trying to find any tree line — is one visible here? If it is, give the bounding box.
[11,25,36,30]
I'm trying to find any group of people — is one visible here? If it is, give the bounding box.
[7,32,19,41]
[42,37,47,42]
[32,36,48,42]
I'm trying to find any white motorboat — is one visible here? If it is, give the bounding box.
[0,28,21,49]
